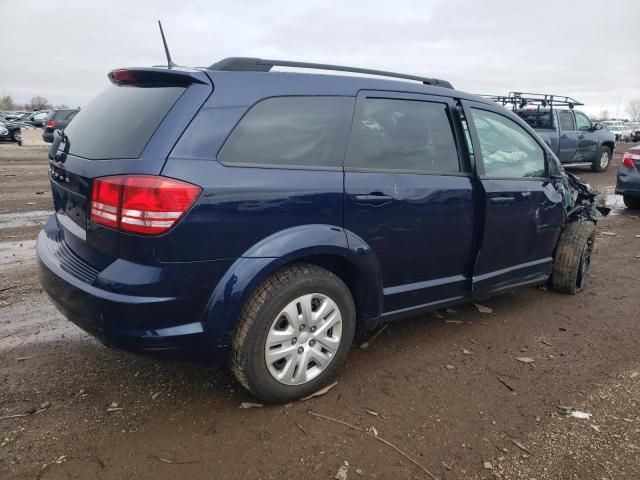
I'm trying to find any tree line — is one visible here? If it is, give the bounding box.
[0,95,69,111]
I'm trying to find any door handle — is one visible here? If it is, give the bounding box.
[560,134,568,139]
[490,196,515,205]
[354,192,393,202]
[578,134,585,139]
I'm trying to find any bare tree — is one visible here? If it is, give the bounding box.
[627,99,640,122]
[599,109,610,121]
[27,96,52,111]
[0,95,16,110]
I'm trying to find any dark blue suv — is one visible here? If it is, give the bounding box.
[38,58,599,402]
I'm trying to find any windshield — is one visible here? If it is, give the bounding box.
[64,85,185,160]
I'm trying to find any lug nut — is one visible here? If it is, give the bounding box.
[310,326,317,333]
[291,337,297,345]
[309,340,316,347]
[299,324,306,331]
[297,346,304,354]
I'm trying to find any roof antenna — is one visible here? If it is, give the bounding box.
[158,20,177,69]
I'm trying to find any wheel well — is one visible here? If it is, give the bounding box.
[601,141,614,153]
[288,254,377,329]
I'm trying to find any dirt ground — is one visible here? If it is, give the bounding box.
[1,142,639,480]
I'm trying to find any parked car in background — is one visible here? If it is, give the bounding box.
[13,110,49,127]
[628,122,640,142]
[39,59,602,403]
[616,146,640,209]
[42,108,79,143]
[601,120,631,141]
[487,93,615,171]
[0,120,22,144]
[0,111,27,122]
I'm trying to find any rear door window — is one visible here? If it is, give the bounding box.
[218,96,354,169]
[346,97,460,173]
[64,85,185,160]
[558,111,575,131]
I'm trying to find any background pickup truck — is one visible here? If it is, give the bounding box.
[487,93,616,172]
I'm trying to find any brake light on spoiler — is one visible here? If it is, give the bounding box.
[90,175,201,235]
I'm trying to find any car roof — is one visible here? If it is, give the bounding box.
[205,69,494,108]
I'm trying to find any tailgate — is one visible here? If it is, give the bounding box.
[47,67,212,268]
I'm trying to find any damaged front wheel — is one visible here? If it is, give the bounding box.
[551,221,596,294]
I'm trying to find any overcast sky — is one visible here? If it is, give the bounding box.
[1,0,638,118]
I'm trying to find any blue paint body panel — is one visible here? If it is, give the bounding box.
[37,65,569,364]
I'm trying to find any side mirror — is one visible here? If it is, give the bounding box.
[593,123,603,131]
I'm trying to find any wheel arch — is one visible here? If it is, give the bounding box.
[202,225,384,347]
[601,140,614,153]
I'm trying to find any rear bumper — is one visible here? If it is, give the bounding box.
[36,217,229,364]
[615,165,640,196]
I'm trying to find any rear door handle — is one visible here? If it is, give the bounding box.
[490,196,515,205]
[354,192,393,202]
[560,134,568,139]
[578,134,585,139]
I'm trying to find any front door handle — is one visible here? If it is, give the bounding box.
[354,192,393,202]
[578,134,585,139]
[490,196,515,205]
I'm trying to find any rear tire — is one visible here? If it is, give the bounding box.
[591,146,611,172]
[551,221,596,294]
[11,129,21,145]
[623,195,640,209]
[230,263,355,403]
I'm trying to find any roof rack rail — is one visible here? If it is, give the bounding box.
[483,92,583,110]
[208,57,453,89]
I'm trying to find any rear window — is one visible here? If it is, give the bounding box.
[64,85,185,160]
[53,109,78,121]
[218,96,355,169]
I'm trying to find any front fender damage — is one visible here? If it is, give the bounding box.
[558,171,610,223]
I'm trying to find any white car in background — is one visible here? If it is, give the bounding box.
[602,120,631,141]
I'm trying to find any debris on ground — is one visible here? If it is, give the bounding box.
[301,381,338,401]
[359,324,388,350]
[515,356,535,364]
[569,410,592,419]
[483,461,493,470]
[335,461,349,480]
[239,402,263,409]
[474,303,493,314]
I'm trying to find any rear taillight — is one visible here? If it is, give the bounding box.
[90,175,201,235]
[46,120,55,129]
[622,151,640,169]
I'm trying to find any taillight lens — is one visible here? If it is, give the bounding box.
[622,151,640,169]
[46,120,55,129]
[90,175,201,235]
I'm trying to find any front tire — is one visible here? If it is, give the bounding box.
[231,264,356,403]
[551,221,596,294]
[591,146,611,172]
[623,195,640,209]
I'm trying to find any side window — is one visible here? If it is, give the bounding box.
[574,112,592,131]
[347,98,460,173]
[558,111,575,131]
[218,96,354,168]
[470,108,546,178]
[33,112,47,121]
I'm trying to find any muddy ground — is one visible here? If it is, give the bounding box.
[1,142,639,480]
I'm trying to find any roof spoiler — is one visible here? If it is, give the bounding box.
[108,68,207,86]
